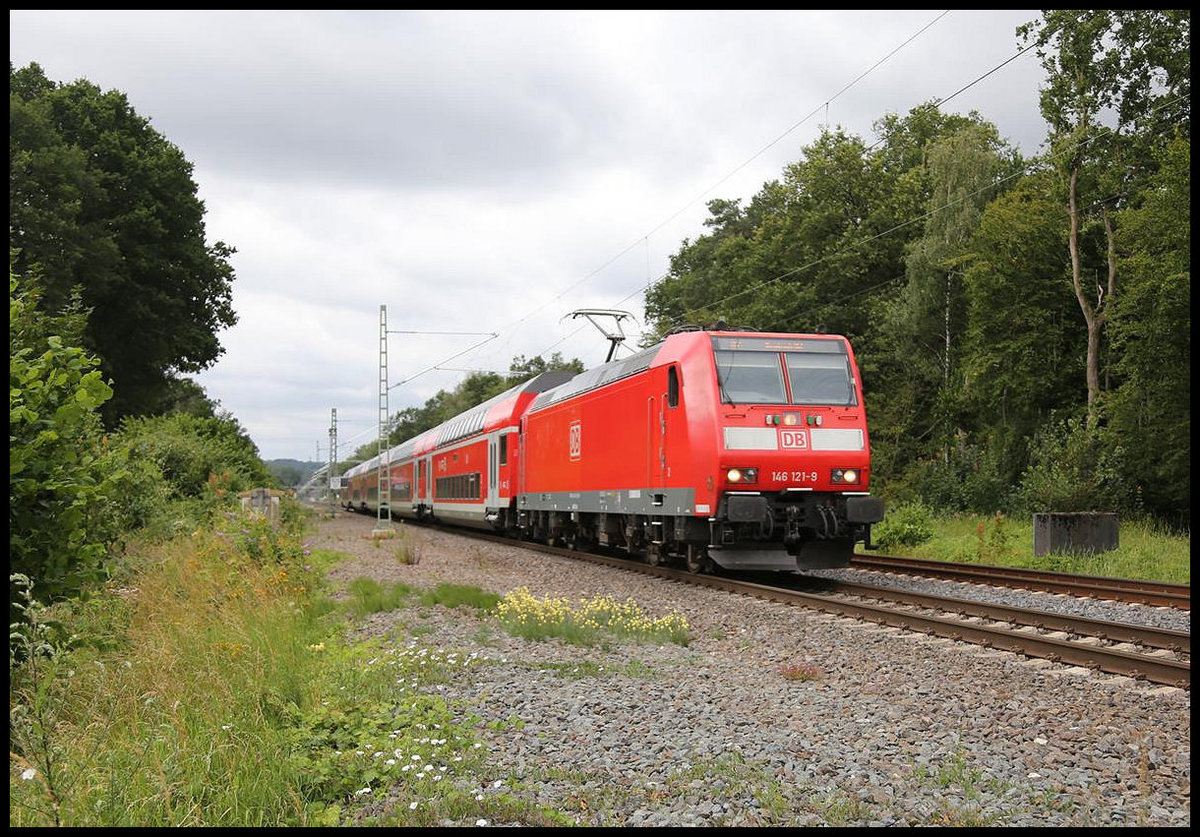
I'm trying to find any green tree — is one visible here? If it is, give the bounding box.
[871,123,1018,483]
[1018,10,1190,416]
[1107,135,1190,524]
[10,62,237,421]
[644,104,993,344]
[505,351,584,383]
[959,174,1082,484]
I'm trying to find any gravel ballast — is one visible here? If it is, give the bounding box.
[309,511,1191,827]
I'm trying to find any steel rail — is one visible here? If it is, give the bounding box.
[851,554,1191,610]
[812,578,1190,654]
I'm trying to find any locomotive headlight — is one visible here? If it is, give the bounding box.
[831,469,859,484]
[726,467,758,484]
[782,412,800,426]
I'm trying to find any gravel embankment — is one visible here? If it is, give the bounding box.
[807,567,1192,634]
[308,511,1191,827]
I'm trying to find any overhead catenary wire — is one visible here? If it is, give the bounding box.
[460,16,1057,373]
[445,10,952,376]
[339,13,1081,452]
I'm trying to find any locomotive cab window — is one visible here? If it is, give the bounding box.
[786,352,856,406]
[714,350,787,404]
[667,366,680,408]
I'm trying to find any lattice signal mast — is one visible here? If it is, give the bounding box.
[374,305,392,534]
[328,407,338,513]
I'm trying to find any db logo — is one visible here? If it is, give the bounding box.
[779,429,808,449]
[568,420,582,460]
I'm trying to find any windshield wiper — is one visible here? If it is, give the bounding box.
[718,357,737,407]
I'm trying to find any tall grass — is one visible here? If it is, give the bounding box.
[9,515,487,826]
[9,523,331,826]
[9,512,573,827]
[880,513,1190,584]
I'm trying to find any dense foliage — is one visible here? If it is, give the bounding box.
[9,271,120,619]
[10,61,237,422]
[10,267,274,616]
[9,63,271,620]
[644,11,1190,526]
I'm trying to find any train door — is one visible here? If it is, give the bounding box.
[504,431,516,497]
[662,365,681,486]
[488,435,497,507]
[648,394,663,487]
[517,419,526,496]
[419,457,430,511]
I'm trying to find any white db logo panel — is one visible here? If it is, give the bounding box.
[569,420,582,460]
[779,429,809,449]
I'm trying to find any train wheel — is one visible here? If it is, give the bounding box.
[684,544,712,574]
[645,544,663,566]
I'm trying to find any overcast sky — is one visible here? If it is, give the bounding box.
[10,10,1048,462]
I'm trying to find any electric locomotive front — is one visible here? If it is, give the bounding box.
[704,332,883,570]
[515,329,883,572]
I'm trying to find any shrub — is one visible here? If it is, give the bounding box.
[9,272,121,621]
[1014,413,1136,514]
[873,500,936,550]
[908,442,1014,514]
[110,412,274,502]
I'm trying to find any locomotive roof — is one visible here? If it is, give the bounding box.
[529,342,663,412]
[527,329,853,413]
[427,369,575,449]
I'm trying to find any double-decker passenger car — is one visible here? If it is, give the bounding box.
[342,370,574,526]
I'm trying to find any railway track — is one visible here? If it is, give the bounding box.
[851,553,1191,610]
[398,519,1190,689]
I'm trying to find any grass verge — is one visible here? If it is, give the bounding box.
[7,511,509,826]
[880,513,1190,584]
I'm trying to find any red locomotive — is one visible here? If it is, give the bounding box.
[343,327,883,572]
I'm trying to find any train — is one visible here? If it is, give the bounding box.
[342,327,883,573]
